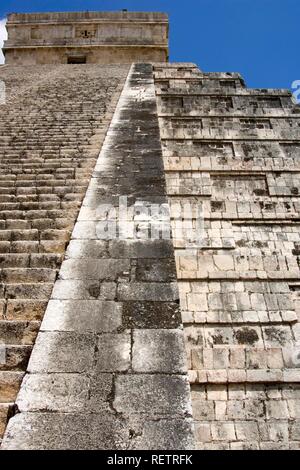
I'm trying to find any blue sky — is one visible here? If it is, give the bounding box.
[0,0,298,90]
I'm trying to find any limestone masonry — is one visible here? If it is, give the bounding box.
[0,10,300,450]
[3,11,168,65]
[154,63,300,449]
[0,63,129,445]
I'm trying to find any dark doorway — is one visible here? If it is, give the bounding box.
[67,56,87,64]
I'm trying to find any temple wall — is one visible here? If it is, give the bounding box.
[154,63,300,450]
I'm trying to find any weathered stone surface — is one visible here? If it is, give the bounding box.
[113,374,192,417]
[4,11,168,65]
[5,300,47,321]
[118,282,179,301]
[41,300,122,333]
[51,280,116,300]
[0,62,128,440]
[2,412,130,450]
[1,62,193,450]
[0,372,24,402]
[3,411,195,450]
[27,331,95,373]
[129,416,195,450]
[136,259,176,282]
[109,239,174,259]
[132,329,187,373]
[0,404,10,439]
[154,62,300,450]
[59,258,130,281]
[96,333,131,372]
[0,321,40,345]
[122,301,181,329]
[17,373,113,413]
[66,240,108,259]
[0,345,32,371]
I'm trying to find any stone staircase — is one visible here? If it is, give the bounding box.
[0,63,128,440]
[1,63,194,450]
[1,60,300,449]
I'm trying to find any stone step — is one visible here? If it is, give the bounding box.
[0,403,13,439]
[0,254,61,268]
[0,321,40,345]
[1,219,74,231]
[0,241,65,254]
[0,372,24,402]
[5,283,54,300]
[0,346,32,371]
[0,268,57,283]
[5,300,47,321]
[0,230,39,241]
[0,209,78,219]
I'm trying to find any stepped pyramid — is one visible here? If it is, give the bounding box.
[0,11,299,450]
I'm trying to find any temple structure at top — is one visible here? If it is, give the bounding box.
[2,11,169,64]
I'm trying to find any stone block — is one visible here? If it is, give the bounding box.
[28,331,95,373]
[215,401,227,420]
[207,385,227,401]
[193,401,215,421]
[51,280,116,300]
[113,374,191,417]
[59,258,130,281]
[96,333,131,372]
[268,421,289,442]
[41,300,122,333]
[1,412,130,450]
[17,373,113,413]
[266,400,289,419]
[118,282,179,301]
[211,422,236,441]
[130,416,195,450]
[235,421,259,441]
[194,423,211,443]
[122,301,181,329]
[132,329,186,373]
[187,293,208,311]
[290,421,300,440]
[191,348,203,369]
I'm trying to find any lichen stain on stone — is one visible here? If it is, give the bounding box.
[234,328,259,346]
[264,327,287,346]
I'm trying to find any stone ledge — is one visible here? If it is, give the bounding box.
[188,368,300,384]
